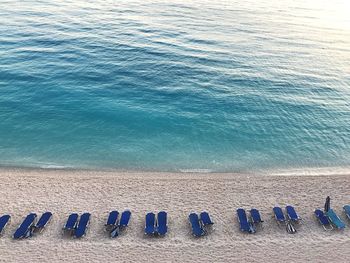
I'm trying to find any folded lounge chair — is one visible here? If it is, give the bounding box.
[110,226,119,238]
[74,213,91,238]
[326,209,345,229]
[237,208,255,233]
[286,221,297,234]
[343,205,350,220]
[157,211,168,236]
[145,212,156,235]
[0,215,11,236]
[200,212,214,226]
[286,205,301,223]
[63,213,78,236]
[33,212,52,233]
[13,213,37,239]
[189,213,205,237]
[314,209,333,231]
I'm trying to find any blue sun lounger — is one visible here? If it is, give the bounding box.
[145,212,156,235]
[286,206,301,222]
[237,208,255,233]
[63,213,78,235]
[314,209,333,230]
[200,212,214,226]
[13,213,37,239]
[119,210,131,228]
[157,211,168,236]
[107,211,121,238]
[343,205,350,220]
[106,211,119,232]
[273,207,286,225]
[0,215,11,236]
[250,209,263,225]
[33,212,52,233]
[326,209,345,229]
[74,213,91,238]
[107,211,119,226]
[189,213,205,237]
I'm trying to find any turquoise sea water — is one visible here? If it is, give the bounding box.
[0,0,350,172]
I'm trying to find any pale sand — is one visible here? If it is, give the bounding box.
[0,168,350,263]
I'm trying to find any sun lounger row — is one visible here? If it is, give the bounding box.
[2,200,350,239]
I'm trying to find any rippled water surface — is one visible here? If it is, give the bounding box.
[0,0,350,172]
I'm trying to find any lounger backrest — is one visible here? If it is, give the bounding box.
[119,210,131,227]
[157,211,167,235]
[0,215,11,233]
[106,211,119,226]
[250,209,263,223]
[36,212,52,228]
[326,209,346,229]
[200,212,214,225]
[286,206,300,221]
[64,213,79,230]
[75,213,91,238]
[343,205,350,217]
[237,209,251,232]
[145,212,156,235]
[189,213,205,237]
[13,213,37,239]
[314,209,330,225]
[273,207,285,222]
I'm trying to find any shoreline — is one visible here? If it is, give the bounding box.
[0,168,350,262]
[1,164,350,177]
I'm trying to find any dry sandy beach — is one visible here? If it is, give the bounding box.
[0,168,350,262]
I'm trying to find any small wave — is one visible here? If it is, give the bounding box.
[265,166,350,177]
[179,169,213,173]
[38,164,73,169]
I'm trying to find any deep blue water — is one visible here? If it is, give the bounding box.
[0,0,350,172]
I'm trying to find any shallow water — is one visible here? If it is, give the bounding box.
[0,0,349,172]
